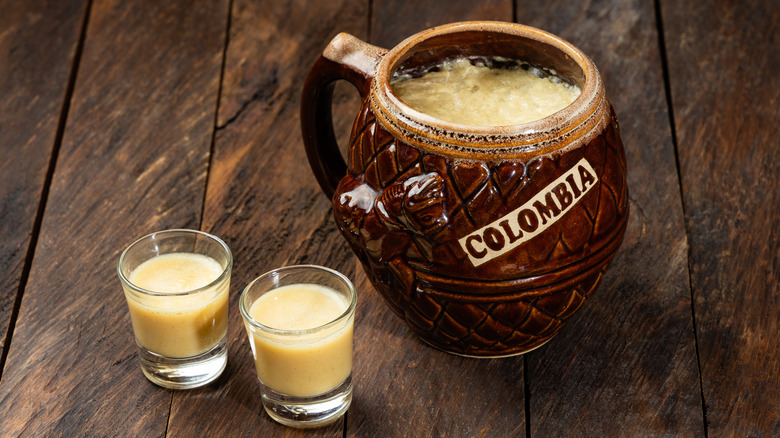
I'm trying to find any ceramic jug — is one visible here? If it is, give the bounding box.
[301,21,629,357]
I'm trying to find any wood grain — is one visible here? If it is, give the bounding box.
[0,0,87,368]
[350,270,526,438]
[347,2,526,437]
[661,0,780,435]
[166,1,368,436]
[516,0,704,435]
[370,0,514,49]
[0,0,228,435]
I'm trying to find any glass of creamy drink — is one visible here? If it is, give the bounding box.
[239,265,357,428]
[117,229,232,389]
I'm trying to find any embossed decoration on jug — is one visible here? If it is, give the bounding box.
[332,104,628,356]
[306,21,629,357]
[334,111,627,269]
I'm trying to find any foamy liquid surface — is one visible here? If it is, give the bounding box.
[391,58,581,126]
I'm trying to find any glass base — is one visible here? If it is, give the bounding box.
[261,375,352,428]
[137,338,227,389]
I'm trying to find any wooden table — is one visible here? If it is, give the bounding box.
[1,0,777,436]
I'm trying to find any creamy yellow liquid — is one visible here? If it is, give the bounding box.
[126,253,228,358]
[247,284,353,397]
[391,58,581,126]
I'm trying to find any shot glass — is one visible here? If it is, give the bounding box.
[117,229,232,389]
[240,265,357,428]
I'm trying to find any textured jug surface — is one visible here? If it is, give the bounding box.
[304,21,629,356]
[333,106,627,356]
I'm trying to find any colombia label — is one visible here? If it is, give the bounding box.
[459,158,598,267]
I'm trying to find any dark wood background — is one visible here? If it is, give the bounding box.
[0,0,776,436]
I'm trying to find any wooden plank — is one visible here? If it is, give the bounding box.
[346,2,528,437]
[661,0,780,435]
[515,1,705,435]
[166,1,368,436]
[0,0,228,435]
[370,0,515,48]
[350,270,526,437]
[0,0,87,367]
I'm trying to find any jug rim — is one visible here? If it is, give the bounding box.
[371,21,610,160]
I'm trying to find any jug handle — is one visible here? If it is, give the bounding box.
[301,33,387,199]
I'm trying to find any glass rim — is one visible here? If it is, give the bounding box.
[239,264,357,336]
[117,228,233,297]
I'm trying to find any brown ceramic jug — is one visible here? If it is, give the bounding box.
[301,21,629,357]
